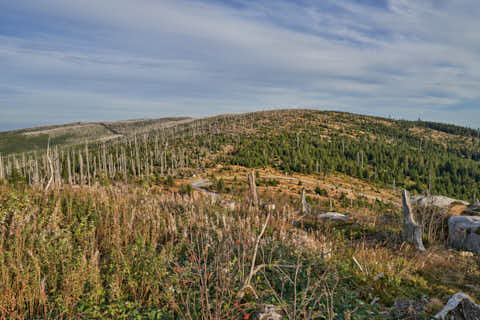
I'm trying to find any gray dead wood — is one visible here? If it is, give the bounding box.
[301,188,311,216]
[434,292,480,320]
[248,171,259,208]
[401,189,425,251]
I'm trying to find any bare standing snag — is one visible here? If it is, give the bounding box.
[402,189,425,251]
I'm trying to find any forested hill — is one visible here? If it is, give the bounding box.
[2,109,480,319]
[1,109,479,201]
[0,117,191,154]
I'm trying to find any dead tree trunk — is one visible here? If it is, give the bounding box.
[122,149,127,183]
[54,147,61,188]
[71,150,76,184]
[134,137,140,177]
[79,151,84,185]
[248,171,259,208]
[109,153,114,179]
[301,188,311,215]
[45,141,54,191]
[67,153,72,185]
[85,143,90,185]
[92,155,97,182]
[0,156,4,181]
[102,144,107,174]
[21,153,26,177]
[33,159,39,186]
[27,156,32,185]
[401,189,425,251]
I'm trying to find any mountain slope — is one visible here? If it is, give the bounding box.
[0,117,192,154]
[1,109,479,201]
[1,109,480,319]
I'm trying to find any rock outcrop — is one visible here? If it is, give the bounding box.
[448,216,480,253]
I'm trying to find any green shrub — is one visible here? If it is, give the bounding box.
[166,175,174,187]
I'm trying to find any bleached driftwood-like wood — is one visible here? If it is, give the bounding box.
[301,188,311,215]
[33,159,39,186]
[71,150,76,184]
[67,153,72,185]
[401,189,425,251]
[0,156,4,181]
[54,147,61,188]
[248,171,259,208]
[238,212,271,299]
[85,143,90,185]
[434,292,480,319]
[79,150,84,185]
[317,212,350,221]
[45,140,54,191]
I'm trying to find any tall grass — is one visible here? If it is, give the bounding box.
[0,185,350,319]
[1,183,479,319]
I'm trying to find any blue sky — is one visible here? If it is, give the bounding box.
[0,0,479,131]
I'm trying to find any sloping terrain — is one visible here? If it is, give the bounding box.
[0,117,191,154]
[1,109,480,319]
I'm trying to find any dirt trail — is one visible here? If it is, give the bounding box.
[191,178,221,200]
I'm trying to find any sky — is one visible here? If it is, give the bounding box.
[0,0,479,131]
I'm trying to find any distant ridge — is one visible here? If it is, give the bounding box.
[1,109,479,155]
[0,117,192,154]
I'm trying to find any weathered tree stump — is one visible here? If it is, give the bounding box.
[248,171,259,208]
[301,188,311,215]
[434,292,480,319]
[401,189,425,251]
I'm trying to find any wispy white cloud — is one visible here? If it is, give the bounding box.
[0,0,479,129]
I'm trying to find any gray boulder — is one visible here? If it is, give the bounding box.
[448,216,480,253]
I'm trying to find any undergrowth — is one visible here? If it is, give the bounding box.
[0,183,479,319]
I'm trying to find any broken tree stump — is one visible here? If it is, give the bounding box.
[401,189,425,251]
[301,188,311,215]
[248,171,259,208]
[434,292,480,319]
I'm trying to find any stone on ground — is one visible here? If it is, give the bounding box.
[448,216,480,253]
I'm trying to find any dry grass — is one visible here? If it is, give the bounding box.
[0,184,355,319]
[0,162,479,318]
